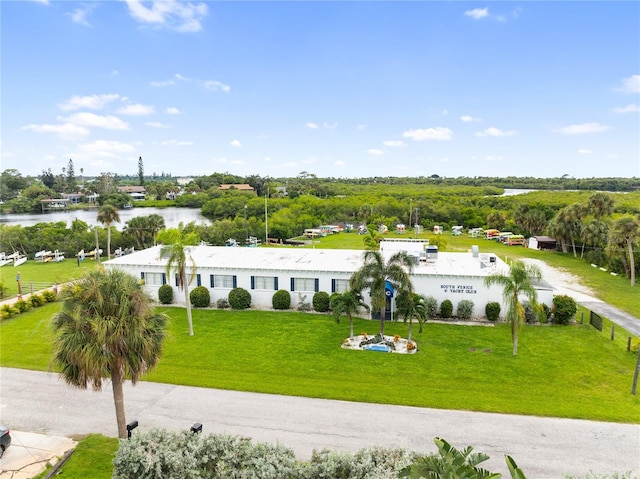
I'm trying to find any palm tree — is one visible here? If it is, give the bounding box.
[484,260,541,356]
[549,204,583,256]
[587,192,615,221]
[331,290,370,339]
[610,216,640,286]
[97,204,120,260]
[147,214,165,246]
[158,228,200,336]
[396,292,426,341]
[350,250,414,337]
[52,269,168,439]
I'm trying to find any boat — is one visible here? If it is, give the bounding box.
[14,255,27,266]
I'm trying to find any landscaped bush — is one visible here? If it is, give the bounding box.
[440,299,453,319]
[229,287,251,310]
[272,289,291,310]
[456,300,474,320]
[297,294,312,312]
[216,297,230,309]
[14,299,30,314]
[158,284,173,304]
[424,296,438,319]
[29,294,44,308]
[485,302,501,322]
[523,301,537,324]
[553,295,578,325]
[312,291,330,313]
[190,286,211,308]
[1,304,16,320]
[541,303,551,323]
[41,290,57,303]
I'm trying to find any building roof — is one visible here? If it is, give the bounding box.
[218,184,254,191]
[105,245,509,278]
[117,186,146,193]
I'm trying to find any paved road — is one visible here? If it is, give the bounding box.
[1,368,638,478]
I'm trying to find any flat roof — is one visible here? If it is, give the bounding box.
[105,245,509,278]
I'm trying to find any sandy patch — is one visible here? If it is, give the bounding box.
[521,258,601,303]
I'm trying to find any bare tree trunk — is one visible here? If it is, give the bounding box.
[107,226,111,260]
[379,306,386,336]
[185,287,194,336]
[628,240,636,287]
[111,364,127,439]
[349,315,354,339]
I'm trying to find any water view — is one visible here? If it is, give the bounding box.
[0,207,210,230]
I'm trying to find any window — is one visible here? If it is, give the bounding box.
[210,274,236,289]
[332,279,349,293]
[144,272,165,286]
[251,276,278,291]
[291,277,318,292]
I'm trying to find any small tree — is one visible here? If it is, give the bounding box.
[312,291,330,312]
[272,290,291,310]
[229,288,251,310]
[331,290,370,339]
[552,295,577,325]
[424,296,438,320]
[190,286,211,308]
[158,284,173,304]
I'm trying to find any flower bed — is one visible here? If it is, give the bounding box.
[341,334,418,354]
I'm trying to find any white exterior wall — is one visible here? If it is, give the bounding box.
[104,245,553,319]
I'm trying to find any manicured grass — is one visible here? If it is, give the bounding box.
[4,303,638,423]
[33,434,118,479]
[1,259,101,297]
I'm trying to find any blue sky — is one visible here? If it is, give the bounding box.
[2,1,639,180]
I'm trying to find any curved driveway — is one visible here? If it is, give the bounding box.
[1,367,638,478]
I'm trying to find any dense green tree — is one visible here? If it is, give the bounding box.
[66,158,76,192]
[350,250,414,337]
[52,269,168,438]
[0,169,29,201]
[587,192,615,220]
[484,260,541,356]
[609,216,640,286]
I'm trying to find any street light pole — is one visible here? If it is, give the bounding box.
[244,205,248,244]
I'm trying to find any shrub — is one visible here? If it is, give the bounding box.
[229,287,251,310]
[485,302,501,322]
[190,286,211,308]
[440,299,453,319]
[297,294,312,312]
[29,294,44,308]
[1,304,16,320]
[272,290,291,310]
[312,291,330,313]
[523,301,537,324]
[158,284,173,304]
[456,300,474,320]
[41,290,57,303]
[553,295,578,325]
[424,296,438,319]
[216,297,230,309]
[14,299,30,313]
[541,303,551,323]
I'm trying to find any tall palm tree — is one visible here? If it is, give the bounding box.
[350,250,414,337]
[549,204,583,256]
[587,192,615,221]
[610,216,640,286]
[396,291,426,341]
[97,204,120,260]
[147,214,165,246]
[52,269,168,439]
[331,290,370,339]
[484,260,541,356]
[158,228,200,336]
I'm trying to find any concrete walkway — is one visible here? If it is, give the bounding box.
[1,367,638,478]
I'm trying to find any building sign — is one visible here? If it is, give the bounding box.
[440,284,477,294]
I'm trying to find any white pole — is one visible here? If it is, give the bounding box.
[264,191,268,244]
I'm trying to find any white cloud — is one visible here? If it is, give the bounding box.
[204,80,230,93]
[323,122,338,129]
[578,148,592,154]
[357,124,367,131]
[118,104,155,116]
[306,122,319,129]
[460,115,482,122]
[151,79,175,87]
[166,107,181,115]
[617,74,640,94]
[175,73,189,81]
[264,156,273,162]
[68,5,94,26]
[383,140,407,147]
[146,122,171,128]
[485,155,504,161]
[111,70,119,76]
[31,0,49,4]
[230,139,242,148]
[161,139,193,146]
[335,160,345,167]
[230,159,245,165]
[612,103,639,114]
[60,112,129,130]
[553,123,610,135]
[465,7,489,19]
[403,127,453,141]
[77,140,135,157]
[211,157,229,164]
[125,0,208,33]
[367,149,384,156]
[58,93,120,111]
[22,122,90,139]
[476,127,518,137]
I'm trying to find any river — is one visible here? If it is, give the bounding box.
[0,207,210,230]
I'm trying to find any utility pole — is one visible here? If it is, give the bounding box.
[244,205,248,244]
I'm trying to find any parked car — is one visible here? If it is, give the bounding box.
[0,425,11,458]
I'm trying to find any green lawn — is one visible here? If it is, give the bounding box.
[2,303,638,423]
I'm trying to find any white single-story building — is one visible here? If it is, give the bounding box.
[104,240,553,320]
